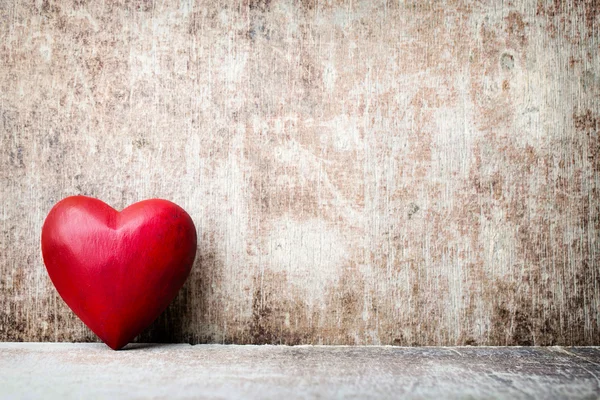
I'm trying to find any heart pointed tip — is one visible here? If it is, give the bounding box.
[105,339,129,351]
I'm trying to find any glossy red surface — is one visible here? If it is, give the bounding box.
[41,196,197,350]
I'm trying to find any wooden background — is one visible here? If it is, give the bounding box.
[0,0,598,346]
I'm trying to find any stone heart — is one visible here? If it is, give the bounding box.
[41,196,197,350]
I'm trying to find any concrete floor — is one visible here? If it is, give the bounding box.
[1,343,599,399]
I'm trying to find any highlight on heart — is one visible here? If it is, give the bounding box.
[40,196,197,350]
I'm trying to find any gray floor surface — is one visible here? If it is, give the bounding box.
[1,343,599,399]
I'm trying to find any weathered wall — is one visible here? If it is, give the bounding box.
[0,0,598,345]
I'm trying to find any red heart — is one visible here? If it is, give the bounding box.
[41,196,197,350]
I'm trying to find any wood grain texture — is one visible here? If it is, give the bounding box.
[0,0,598,345]
[1,344,600,399]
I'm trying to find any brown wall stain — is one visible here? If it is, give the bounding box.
[0,0,598,345]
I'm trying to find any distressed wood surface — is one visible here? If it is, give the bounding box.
[1,343,600,399]
[0,0,599,345]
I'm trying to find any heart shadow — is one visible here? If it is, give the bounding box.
[120,343,170,351]
[134,242,221,345]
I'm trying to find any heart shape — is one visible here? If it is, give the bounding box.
[41,196,197,350]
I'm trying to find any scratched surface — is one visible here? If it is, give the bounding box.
[0,0,599,345]
[1,344,600,399]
